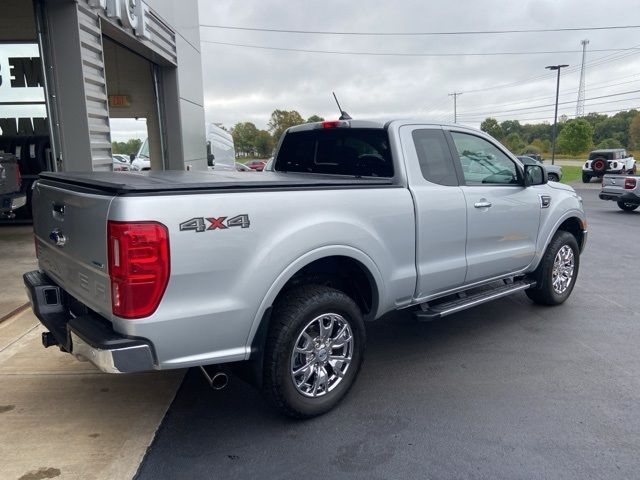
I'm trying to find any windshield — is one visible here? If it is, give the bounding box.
[275,128,393,177]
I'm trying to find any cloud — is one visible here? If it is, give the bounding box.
[197,0,640,131]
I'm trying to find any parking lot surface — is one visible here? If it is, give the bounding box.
[137,187,640,480]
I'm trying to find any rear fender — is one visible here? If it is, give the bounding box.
[243,245,384,360]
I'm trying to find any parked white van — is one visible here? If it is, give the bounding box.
[206,123,236,171]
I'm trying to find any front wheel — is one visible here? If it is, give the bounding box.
[263,285,365,418]
[548,173,560,182]
[526,231,580,306]
[581,173,591,183]
[617,201,639,212]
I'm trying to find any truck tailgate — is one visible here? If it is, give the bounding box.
[33,180,114,318]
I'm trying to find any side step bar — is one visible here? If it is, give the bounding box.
[415,279,536,321]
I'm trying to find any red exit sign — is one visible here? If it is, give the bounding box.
[109,95,130,107]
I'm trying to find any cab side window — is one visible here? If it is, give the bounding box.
[412,129,458,186]
[450,132,519,185]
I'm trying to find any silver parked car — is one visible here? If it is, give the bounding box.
[517,155,562,182]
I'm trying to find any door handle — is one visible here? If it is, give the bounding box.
[474,201,492,208]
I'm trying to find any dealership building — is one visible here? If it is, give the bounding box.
[1,0,207,213]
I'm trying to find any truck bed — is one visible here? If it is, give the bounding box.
[39,170,395,195]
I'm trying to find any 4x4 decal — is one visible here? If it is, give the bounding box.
[179,215,250,232]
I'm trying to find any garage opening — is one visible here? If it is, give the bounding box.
[103,36,164,171]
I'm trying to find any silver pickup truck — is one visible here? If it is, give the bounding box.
[600,174,640,211]
[24,120,587,417]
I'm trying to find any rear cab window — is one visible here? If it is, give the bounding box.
[275,128,394,177]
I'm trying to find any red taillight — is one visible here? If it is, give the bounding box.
[624,177,637,190]
[16,165,22,188]
[320,120,349,129]
[107,221,170,319]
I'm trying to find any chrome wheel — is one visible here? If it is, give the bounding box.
[290,313,353,398]
[552,245,575,294]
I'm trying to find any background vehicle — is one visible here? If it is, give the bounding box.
[600,174,640,211]
[517,155,562,182]
[0,153,26,219]
[25,119,586,418]
[582,149,636,183]
[111,155,131,172]
[206,124,236,171]
[130,138,151,171]
[235,162,253,172]
[521,152,543,163]
[246,160,266,171]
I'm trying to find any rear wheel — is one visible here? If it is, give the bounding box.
[526,231,579,306]
[263,285,365,418]
[617,201,639,212]
[581,173,591,183]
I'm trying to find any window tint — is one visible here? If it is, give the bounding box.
[411,129,458,186]
[275,128,393,177]
[450,132,519,185]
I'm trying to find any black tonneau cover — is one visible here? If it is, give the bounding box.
[39,170,394,195]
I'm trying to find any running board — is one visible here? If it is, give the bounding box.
[414,279,536,321]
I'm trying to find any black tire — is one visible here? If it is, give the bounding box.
[263,284,365,418]
[581,173,591,183]
[617,201,639,212]
[526,231,580,306]
[548,173,560,182]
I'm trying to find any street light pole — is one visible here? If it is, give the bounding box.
[546,64,569,165]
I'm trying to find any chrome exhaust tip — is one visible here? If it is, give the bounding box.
[199,366,229,390]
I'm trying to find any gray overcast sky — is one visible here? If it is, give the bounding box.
[196,0,640,131]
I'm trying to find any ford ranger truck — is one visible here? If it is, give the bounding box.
[24,120,587,418]
[600,173,640,211]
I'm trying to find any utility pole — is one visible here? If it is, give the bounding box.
[449,92,462,123]
[576,39,589,117]
[545,64,569,165]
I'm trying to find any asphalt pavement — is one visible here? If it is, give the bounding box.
[136,186,640,480]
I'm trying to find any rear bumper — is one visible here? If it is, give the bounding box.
[585,169,626,177]
[0,192,26,213]
[23,270,156,373]
[599,191,640,204]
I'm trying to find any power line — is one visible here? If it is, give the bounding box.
[200,40,640,58]
[458,88,640,117]
[459,96,640,121]
[459,44,640,94]
[199,23,640,36]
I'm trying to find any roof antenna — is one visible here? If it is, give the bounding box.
[332,92,352,120]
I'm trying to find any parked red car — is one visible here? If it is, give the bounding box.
[246,160,266,171]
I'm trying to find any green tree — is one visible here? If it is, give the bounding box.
[111,138,142,155]
[500,120,522,137]
[556,119,593,155]
[504,132,525,153]
[306,115,324,123]
[231,122,259,157]
[268,109,305,142]
[254,130,274,157]
[522,144,541,155]
[480,118,502,139]
[628,115,640,149]
[597,138,623,149]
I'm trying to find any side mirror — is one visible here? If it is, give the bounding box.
[524,164,547,186]
[129,153,135,162]
[207,154,215,167]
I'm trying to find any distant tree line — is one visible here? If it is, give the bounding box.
[111,138,142,155]
[481,109,640,156]
[231,110,324,158]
